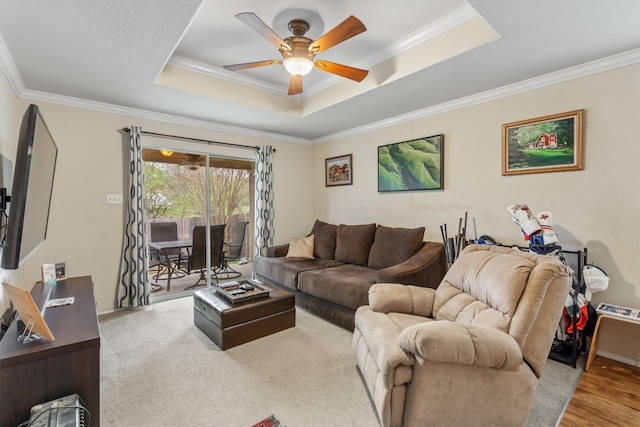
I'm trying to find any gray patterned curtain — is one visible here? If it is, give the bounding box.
[255,145,275,257]
[117,126,151,308]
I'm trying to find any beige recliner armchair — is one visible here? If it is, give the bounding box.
[352,244,572,427]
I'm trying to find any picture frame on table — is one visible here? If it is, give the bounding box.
[378,134,444,192]
[2,282,55,342]
[325,154,353,186]
[502,109,584,176]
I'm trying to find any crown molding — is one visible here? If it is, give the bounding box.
[168,55,288,96]
[3,26,637,148]
[0,33,307,144]
[362,3,480,70]
[305,3,481,97]
[0,34,25,95]
[312,48,640,144]
[19,88,310,145]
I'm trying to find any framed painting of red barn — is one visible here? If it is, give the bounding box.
[502,109,584,175]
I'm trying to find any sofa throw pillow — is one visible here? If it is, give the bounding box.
[367,225,425,269]
[286,235,315,259]
[310,219,338,260]
[335,223,377,266]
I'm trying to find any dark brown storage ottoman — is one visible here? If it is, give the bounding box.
[193,287,295,350]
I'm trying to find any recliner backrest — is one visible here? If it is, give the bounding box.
[433,245,571,376]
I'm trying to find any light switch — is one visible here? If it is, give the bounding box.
[106,194,123,204]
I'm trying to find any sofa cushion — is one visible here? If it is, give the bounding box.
[310,219,338,260]
[286,235,314,259]
[368,225,425,269]
[335,223,377,266]
[297,264,378,310]
[252,256,342,292]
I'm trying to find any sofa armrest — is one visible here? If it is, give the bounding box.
[398,321,523,371]
[369,283,435,317]
[376,241,447,288]
[266,244,289,258]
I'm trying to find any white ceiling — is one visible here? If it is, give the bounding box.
[0,0,638,143]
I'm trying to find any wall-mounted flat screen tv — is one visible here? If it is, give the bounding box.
[1,104,58,270]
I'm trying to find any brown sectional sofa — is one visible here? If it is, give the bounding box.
[252,220,447,330]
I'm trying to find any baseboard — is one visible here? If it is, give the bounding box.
[596,349,640,367]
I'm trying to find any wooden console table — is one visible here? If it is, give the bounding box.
[0,276,100,426]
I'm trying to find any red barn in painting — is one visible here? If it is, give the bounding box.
[536,133,558,148]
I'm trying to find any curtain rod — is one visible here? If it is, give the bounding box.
[121,128,275,152]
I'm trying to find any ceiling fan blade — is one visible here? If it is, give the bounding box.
[309,15,366,54]
[288,74,303,96]
[235,12,291,52]
[314,60,369,82]
[223,59,282,71]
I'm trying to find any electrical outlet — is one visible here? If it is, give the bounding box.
[106,194,123,204]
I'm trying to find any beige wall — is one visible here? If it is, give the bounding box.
[312,64,640,358]
[1,61,638,360]
[0,63,24,321]
[0,71,314,313]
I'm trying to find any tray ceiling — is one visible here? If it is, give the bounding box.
[0,0,638,142]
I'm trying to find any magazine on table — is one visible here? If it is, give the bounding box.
[596,303,640,322]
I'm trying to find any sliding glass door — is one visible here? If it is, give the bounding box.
[142,148,254,298]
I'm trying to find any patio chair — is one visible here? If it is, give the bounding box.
[149,221,186,283]
[186,224,226,288]
[220,220,249,279]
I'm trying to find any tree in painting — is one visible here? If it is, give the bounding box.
[507,117,575,169]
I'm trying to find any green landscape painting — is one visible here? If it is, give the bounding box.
[378,134,443,192]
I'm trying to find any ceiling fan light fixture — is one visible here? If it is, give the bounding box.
[283,56,314,76]
[226,13,368,94]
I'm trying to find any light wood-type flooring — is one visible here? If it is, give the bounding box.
[559,356,640,426]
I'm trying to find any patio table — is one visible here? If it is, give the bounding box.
[149,240,192,291]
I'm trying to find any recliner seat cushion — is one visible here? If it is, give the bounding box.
[368,225,425,269]
[335,223,377,266]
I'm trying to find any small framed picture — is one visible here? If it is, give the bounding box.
[55,262,66,279]
[325,154,353,186]
[502,110,584,175]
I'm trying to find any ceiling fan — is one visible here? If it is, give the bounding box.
[223,12,369,96]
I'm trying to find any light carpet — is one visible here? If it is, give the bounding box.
[99,295,582,426]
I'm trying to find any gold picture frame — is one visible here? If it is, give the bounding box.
[502,109,584,175]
